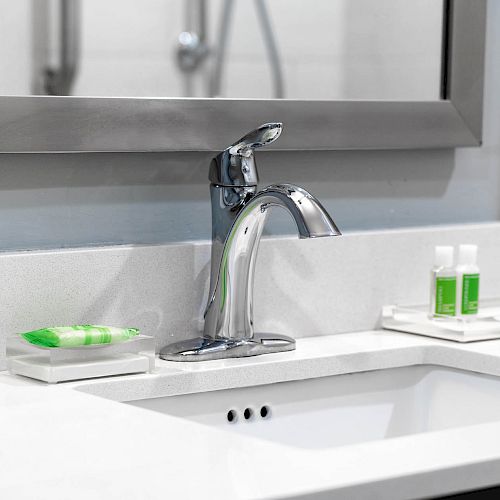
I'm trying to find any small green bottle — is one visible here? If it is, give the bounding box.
[456,244,480,321]
[430,246,456,318]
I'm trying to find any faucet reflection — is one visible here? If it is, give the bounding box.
[160,123,341,361]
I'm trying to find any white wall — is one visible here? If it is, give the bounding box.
[0,1,31,94]
[73,0,189,97]
[216,0,442,99]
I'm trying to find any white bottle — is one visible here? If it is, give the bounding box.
[455,244,480,320]
[429,246,456,318]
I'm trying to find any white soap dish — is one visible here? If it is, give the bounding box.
[6,334,156,383]
[382,302,500,342]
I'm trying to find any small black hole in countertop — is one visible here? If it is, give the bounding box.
[227,410,237,423]
[260,405,271,419]
[243,408,253,420]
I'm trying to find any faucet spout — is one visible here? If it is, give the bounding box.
[257,184,341,239]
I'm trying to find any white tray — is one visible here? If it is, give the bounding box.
[8,353,151,384]
[6,334,156,383]
[382,302,500,343]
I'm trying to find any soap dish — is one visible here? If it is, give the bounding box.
[382,302,500,342]
[6,334,156,383]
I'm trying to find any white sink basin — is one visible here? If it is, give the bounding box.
[127,365,500,450]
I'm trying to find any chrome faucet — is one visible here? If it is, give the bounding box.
[160,123,341,361]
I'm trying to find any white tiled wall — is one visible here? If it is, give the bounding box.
[0,0,442,99]
[0,1,31,94]
[215,0,442,99]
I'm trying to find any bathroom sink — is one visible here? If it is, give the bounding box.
[126,365,500,450]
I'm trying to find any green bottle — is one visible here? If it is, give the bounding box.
[456,244,480,321]
[430,246,456,318]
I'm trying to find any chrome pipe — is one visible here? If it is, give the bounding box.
[254,0,285,98]
[43,0,81,96]
[209,0,234,97]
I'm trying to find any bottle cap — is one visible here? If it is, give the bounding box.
[434,246,453,267]
[458,244,478,266]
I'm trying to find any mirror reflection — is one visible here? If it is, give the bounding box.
[2,0,444,100]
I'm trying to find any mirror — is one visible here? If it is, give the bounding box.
[4,0,443,100]
[0,0,486,152]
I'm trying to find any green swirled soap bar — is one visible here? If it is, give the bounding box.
[20,325,139,348]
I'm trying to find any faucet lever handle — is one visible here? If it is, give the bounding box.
[210,122,283,187]
[228,122,283,156]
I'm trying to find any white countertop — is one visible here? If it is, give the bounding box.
[3,330,500,499]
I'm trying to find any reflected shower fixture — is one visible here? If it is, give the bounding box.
[176,0,285,98]
[34,0,81,96]
[210,0,284,98]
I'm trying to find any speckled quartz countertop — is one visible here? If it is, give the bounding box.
[3,330,500,500]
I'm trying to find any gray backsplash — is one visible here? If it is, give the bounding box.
[1,223,500,371]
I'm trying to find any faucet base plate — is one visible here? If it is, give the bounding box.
[159,333,295,362]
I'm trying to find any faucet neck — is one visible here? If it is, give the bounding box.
[206,183,256,328]
[204,189,268,340]
[204,123,283,341]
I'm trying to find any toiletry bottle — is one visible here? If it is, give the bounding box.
[456,244,480,320]
[430,246,456,318]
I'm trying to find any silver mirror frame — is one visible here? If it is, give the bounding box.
[0,0,486,153]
